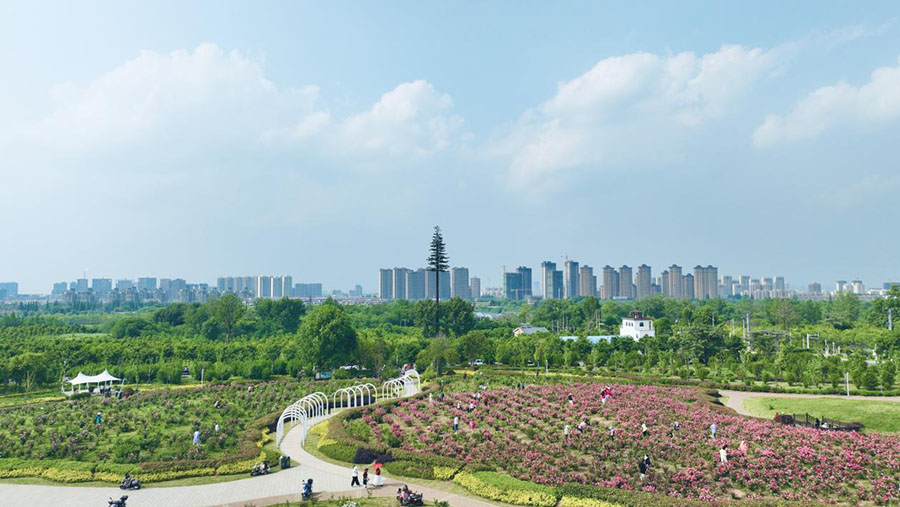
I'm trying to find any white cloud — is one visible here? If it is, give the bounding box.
[753,56,900,147]
[337,80,462,156]
[496,45,778,187]
[19,44,461,162]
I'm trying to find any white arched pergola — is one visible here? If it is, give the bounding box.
[276,374,420,447]
[276,391,328,446]
[381,369,420,400]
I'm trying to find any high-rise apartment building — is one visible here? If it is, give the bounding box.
[693,265,718,299]
[667,265,683,299]
[138,277,157,292]
[601,265,619,300]
[76,278,89,293]
[425,270,451,300]
[450,267,471,300]
[635,264,652,299]
[541,261,560,300]
[294,283,323,298]
[578,265,595,297]
[503,272,523,300]
[392,268,409,300]
[808,282,822,294]
[470,277,481,299]
[379,269,393,300]
[618,265,633,299]
[682,273,695,299]
[517,266,532,299]
[92,278,112,298]
[563,260,579,299]
[115,279,133,291]
[52,282,67,296]
[405,269,426,301]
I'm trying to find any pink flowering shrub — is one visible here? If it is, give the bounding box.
[360,383,900,503]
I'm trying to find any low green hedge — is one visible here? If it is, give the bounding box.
[384,460,433,479]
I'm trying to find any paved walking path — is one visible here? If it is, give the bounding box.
[720,390,900,417]
[0,408,498,507]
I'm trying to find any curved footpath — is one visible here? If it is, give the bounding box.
[0,408,499,507]
[719,390,900,417]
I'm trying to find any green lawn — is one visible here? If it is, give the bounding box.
[741,396,900,433]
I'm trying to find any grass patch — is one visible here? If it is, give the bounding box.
[741,396,900,433]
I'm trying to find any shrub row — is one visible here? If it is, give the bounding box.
[453,471,558,507]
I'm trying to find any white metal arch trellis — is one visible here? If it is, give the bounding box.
[276,391,328,446]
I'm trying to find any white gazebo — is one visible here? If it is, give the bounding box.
[64,370,123,394]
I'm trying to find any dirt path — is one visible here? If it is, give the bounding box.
[720,390,900,417]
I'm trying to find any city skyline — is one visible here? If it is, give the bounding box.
[2,3,900,292]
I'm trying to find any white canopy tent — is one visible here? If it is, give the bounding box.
[65,370,123,394]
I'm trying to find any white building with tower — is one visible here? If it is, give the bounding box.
[619,310,655,340]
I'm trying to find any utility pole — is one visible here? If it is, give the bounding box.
[845,371,850,396]
[888,308,893,331]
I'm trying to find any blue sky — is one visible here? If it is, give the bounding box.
[1,1,899,293]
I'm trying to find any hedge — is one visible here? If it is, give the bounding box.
[384,460,434,479]
[453,471,558,507]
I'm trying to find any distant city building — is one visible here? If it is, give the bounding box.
[137,277,157,292]
[884,282,900,290]
[578,265,596,297]
[405,269,426,301]
[541,261,563,300]
[666,265,683,299]
[563,259,579,299]
[91,278,112,298]
[350,285,363,297]
[0,282,18,299]
[450,267,471,300]
[392,268,409,300]
[115,279,133,291]
[51,281,67,296]
[808,282,822,294]
[618,265,633,299]
[503,266,531,300]
[635,264,652,299]
[682,273,695,300]
[76,278,89,293]
[470,277,481,299]
[378,269,393,300]
[601,265,618,300]
[294,283,323,299]
[693,265,717,299]
[425,269,450,300]
[619,310,655,340]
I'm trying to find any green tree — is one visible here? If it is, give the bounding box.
[825,292,861,330]
[445,297,475,336]
[256,298,306,334]
[426,226,449,337]
[297,299,358,370]
[211,294,245,342]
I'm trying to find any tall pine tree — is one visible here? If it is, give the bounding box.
[426,226,449,337]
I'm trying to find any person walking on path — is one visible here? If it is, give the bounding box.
[192,429,201,445]
[94,412,102,429]
[641,423,649,437]
[453,416,459,432]
[350,465,361,487]
[710,423,717,439]
[362,468,369,489]
[719,444,728,463]
[374,465,383,487]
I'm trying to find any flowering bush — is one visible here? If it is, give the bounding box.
[359,382,900,504]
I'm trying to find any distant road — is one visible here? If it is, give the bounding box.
[719,390,900,417]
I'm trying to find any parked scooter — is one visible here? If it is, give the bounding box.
[397,485,424,506]
[250,462,270,477]
[107,495,128,507]
[301,478,313,500]
[120,474,141,490]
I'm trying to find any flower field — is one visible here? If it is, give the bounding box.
[0,379,355,482]
[358,383,900,503]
